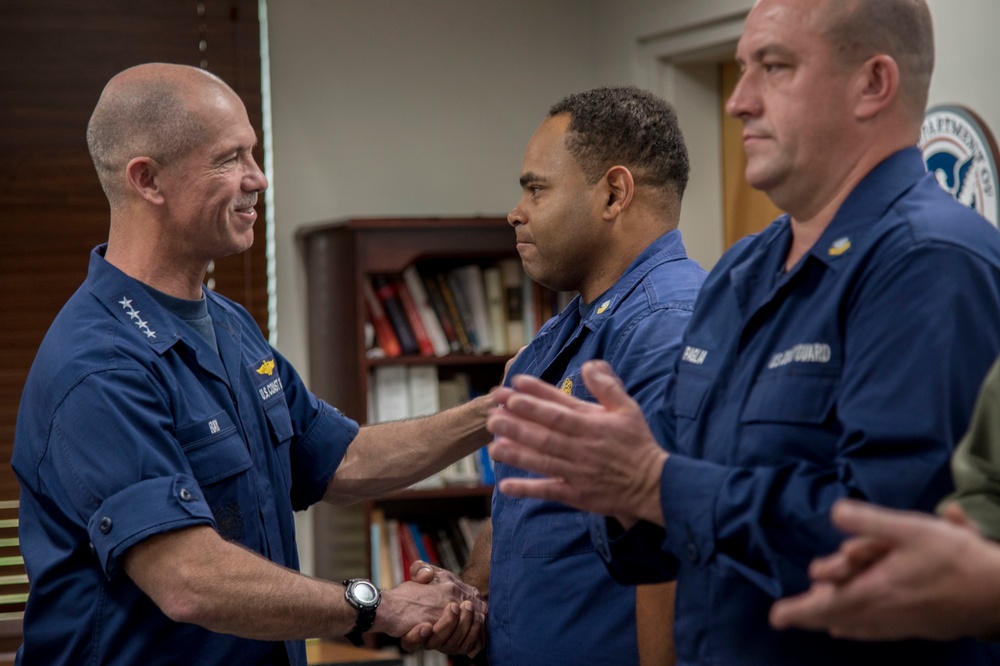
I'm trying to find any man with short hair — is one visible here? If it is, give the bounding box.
[416,86,705,664]
[487,1,1000,664]
[12,63,486,665]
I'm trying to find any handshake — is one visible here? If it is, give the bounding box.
[373,559,488,657]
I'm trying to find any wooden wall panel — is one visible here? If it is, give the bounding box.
[0,0,268,638]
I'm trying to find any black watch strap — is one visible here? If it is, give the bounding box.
[343,579,379,647]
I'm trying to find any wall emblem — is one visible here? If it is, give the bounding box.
[920,104,1000,227]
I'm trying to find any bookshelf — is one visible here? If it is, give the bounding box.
[297,216,525,572]
[300,217,527,665]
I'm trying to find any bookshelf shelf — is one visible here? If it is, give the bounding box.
[364,354,509,368]
[297,216,519,575]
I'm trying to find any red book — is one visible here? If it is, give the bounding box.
[420,532,441,567]
[370,275,419,355]
[363,279,402,358]
[395,277,436,357]
[397,521,420,581]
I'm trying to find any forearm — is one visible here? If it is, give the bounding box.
[637,582,676,666]
[460,518,491,597]
[125,525,355,640]
[326,393,495,504]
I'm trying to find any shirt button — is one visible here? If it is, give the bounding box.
[99,517,113,534]
[685,542,699,563]
[89,543,97,557]
[179,488,193,502]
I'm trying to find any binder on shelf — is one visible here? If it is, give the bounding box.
[373,365,410,423]
[407,365,445,489]
[407,365,440,417]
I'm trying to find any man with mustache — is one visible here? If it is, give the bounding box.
[12,63,486,665]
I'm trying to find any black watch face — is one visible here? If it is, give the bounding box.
[353,581,378,606]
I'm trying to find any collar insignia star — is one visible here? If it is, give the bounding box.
[118,295,156,339]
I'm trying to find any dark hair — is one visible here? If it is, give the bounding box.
[823,0,934,116]
[548,85,689,201]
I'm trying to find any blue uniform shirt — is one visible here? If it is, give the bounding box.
[12,245,358,665]
[490,230,705,665]
[591,148,1000,665]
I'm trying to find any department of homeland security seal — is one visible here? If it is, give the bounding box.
[920,104,1000,227]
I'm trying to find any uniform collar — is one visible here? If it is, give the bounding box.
[85,244,239,361]
[580,229,690,328]
[805,146,928,270]
[729,147,927,310]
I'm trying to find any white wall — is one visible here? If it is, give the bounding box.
[266,0,597,574]
[267,0,596,380]
[267,0,1000,572]
[926,0,1000,134]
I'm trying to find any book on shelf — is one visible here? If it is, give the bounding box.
[483,265,509,355]
[445,271,482,353]
[420,273,463,353]
[437,373,481,486]
[373,517,489,589]
[386,517,404,587]
[450,264,492,353]
[370,274,420,355]
[364,258,557,359]
[397,520,420,581]
[499,257,526,353]
[362,279,402,358]
[370,366,492,489]
[369,508,394,589]
[372,365,410,423]
[434,273,475,353]
[395,275,437,357]
[402,265,450,357]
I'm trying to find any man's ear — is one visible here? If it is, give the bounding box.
[125,156,166,205]
[603,165,634,220]
[855,54,899,121]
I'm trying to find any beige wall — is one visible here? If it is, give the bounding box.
[266,0,1000,572]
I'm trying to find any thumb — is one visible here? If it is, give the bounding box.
[940,501,981,533]
[409,559,435,584]
[830,499,915,542]
[581,360,634,412]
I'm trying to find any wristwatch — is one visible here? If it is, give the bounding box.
[343,578,381,647]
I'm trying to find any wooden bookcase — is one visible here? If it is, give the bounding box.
[297,218,521,585]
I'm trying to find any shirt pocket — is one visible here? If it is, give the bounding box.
[520,507,594,558]
[264,397,294,444]
[673,369,714,421]
[741,372,839,425]
[176,411,252,486]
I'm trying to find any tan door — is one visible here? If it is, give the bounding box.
[721,60,784,248]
